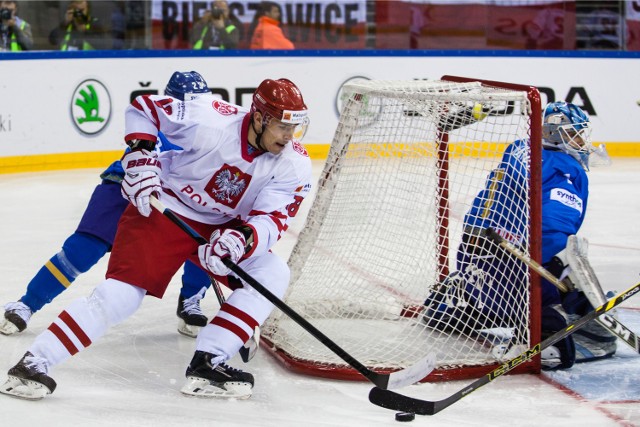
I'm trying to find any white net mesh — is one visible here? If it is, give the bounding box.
[263,79,538,380]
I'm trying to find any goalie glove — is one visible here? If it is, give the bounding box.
[198,229,247,276]
[121,149,162,217]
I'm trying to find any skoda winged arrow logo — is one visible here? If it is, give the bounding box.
[71,79,111,135]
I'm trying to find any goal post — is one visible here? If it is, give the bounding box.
[262,76,542,382]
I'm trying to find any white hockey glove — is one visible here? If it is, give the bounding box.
[198,229,247,276]
[121,149,162,217]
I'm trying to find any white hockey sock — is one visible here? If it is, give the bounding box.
[29,279,146,368]
[195,289,267,359]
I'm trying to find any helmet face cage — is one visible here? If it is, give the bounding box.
[164,71,210,101]
[542,101,594,169]
[251,79,309,141]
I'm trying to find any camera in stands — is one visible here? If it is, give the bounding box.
[72,9,87,21]
[0,8,12,20]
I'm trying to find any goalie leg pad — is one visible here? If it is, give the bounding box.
[541,305,575,370]
[572,317,617,363]
[563,289,618,361]
[562,290,593,316]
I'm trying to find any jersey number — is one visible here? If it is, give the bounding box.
[154,98,173,116]
[481,169,505,218]
[286,195,304,218]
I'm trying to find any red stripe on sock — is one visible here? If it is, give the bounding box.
[48,323,79,355]
[59,310,92,347]
[219,304,259,330]
[211,317,250,343]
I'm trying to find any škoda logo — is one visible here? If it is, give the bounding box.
[71,79,111,135]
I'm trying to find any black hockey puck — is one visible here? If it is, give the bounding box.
[395,412,415,422]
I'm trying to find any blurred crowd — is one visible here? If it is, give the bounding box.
[0,0,635,52]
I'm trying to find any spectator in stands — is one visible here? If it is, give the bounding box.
[191,0,240,50]
[0,0,32,51]
[250,1,294,50]
[49,0,106,50]
[581,7,621,49]
[110,0,126,49]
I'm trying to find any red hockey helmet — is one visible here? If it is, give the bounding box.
[251,78,308,125]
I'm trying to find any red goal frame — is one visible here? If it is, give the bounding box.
[262,76,543,382]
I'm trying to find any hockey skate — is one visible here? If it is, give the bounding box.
[0,301,33,335]
[181,351,254,399]
[176,289,208,338]
[0,352,56,400]
[422,271,484,335]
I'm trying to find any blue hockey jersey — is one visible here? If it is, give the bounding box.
[464,138,588,263]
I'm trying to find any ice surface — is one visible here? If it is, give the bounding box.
[0,159,638,426]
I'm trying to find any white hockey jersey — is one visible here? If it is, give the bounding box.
[124,94,312,258]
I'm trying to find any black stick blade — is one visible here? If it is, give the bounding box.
[369,387,435,416]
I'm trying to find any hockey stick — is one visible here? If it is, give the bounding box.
[149,196,435,390]
[369,279,640,415]
[111,177,258,359]
[486,228,640,354]
[484,228,571,292]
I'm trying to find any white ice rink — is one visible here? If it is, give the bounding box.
[0,159,639,426]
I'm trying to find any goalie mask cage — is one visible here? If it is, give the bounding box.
[262,76,542,382]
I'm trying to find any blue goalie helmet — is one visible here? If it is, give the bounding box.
[164,71,210,101]
[542,101,594,170]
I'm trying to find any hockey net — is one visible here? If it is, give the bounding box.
[262,76,542,382]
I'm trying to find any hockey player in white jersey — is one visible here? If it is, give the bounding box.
[0,78,312,400]
[0,71,213,339]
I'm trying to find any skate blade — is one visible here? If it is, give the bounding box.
[0,319,20,336]
[0,376,52,400]
[180,377,252,399]
[177,320,201,338]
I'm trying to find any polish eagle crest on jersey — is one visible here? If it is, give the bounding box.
[212,100,239,116]
[292,140,308,157]
[205,164,251,208]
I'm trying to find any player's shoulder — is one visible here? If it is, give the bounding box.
[180,96,248,128]
[506,139,529,159]
[202,96,248,116]
[276,140,313,176]
[185,94,238,110]
[282,140,311,164]
[544,150,584,173]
